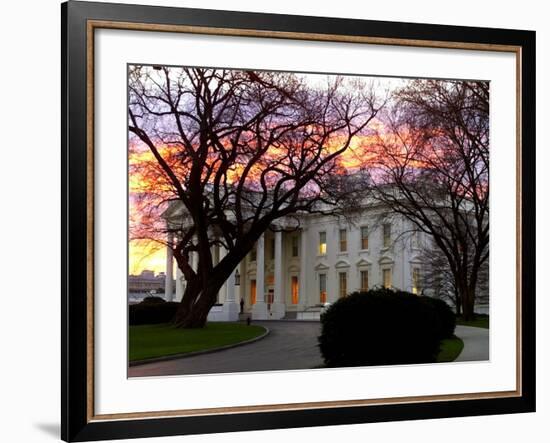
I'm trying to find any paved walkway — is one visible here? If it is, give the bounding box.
[454,325,490,362]
[129,321,323,377]
[128,322,489,378]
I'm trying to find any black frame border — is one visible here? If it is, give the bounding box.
[62,1,536,441]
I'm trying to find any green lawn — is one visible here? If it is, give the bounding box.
[437,336,465,363]
[456,315,489,329]
[129,322,266,362]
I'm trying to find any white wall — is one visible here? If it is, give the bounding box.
[302,212,418,303]
[0,0,547,442]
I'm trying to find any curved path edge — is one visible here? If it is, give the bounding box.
[454,325,489,362]
[129,326,270,367]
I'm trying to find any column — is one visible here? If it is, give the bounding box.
[212,245,221,303]
[165,231,174,301]
[298,228,308,311]
[191,238,199,273]
[237,261,244,312]
[271,231,286,319]
[221,246,239,321]
[252,234,268,319]
[216,245,224,304]
[175,267,184,302]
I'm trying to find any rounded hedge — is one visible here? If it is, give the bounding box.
[319,288,441,367]
[129,300,179,325]
[419,296,456,339]
[141,295,166,304]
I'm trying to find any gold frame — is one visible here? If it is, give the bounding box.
[86,20,523,423]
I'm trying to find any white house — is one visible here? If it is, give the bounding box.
[163,202,429,321]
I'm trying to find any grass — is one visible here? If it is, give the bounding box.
[129,322,266,362]
[437,336,465,363]
[456,315,489,329]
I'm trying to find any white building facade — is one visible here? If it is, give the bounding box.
[164,205,427,321]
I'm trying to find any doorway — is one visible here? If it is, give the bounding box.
[250,279,256,305]
[291,276,299,304]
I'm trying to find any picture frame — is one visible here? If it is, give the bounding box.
[61,1,536,441]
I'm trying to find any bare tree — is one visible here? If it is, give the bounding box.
[367,79,489,320]
[128,66,382,327]
[420,242,489,315]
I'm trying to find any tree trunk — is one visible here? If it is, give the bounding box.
[454,288,462,316]
[173,267,234,328]
[460,286,476,321]
[172,227,266,328]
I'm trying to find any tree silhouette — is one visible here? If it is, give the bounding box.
[128,66,382,327]
[420,242,489,315]
[367,79,489,320]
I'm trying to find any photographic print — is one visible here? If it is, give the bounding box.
[62,3,535,440]
[127,65,489,377]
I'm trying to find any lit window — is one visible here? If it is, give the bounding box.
[383,223,391,248]
[383,268,392,288]
[319,274,327,303]
[291,276,299,304]
[360,226,369,250]
[360,270,369,292]
[338,272,347,298]
[250,279,256,305]
[319,231,327,255]
[291,236,299,257]
[339,229,347,252]
[412,268,421,294]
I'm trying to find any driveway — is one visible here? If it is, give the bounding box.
[454,325,490,362]
[129,321,323,377]
[128,321,489,378]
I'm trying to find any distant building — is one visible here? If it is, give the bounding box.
[128,270,172,294]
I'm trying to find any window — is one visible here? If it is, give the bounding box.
[360,226,369,250]
[291,276,299,304]
[411,230,419,249]
[383,223,391,248]
[360,270,369,291]
[319,231,327,255]
[339,229,347,252]
[319,274,327,303]
[250,244,257,262]
[291,236,299,257]
[250,279,257,305]
[412,268,421,294]
[383,268,392,288]
[338,272,347,298]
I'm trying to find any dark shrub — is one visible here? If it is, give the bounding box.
[141,295,166,304]
[419,296,456,339]
[319,289,440,367]
[129,301,179,325]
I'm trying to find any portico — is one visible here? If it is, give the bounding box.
[164,208,440,321]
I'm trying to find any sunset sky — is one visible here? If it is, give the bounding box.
[128,131,383,277]
[129,239,170,276]
[127,69,461,277]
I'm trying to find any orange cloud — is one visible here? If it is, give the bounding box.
[129,239,169,277]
